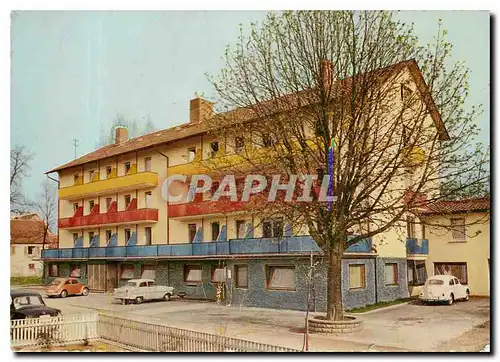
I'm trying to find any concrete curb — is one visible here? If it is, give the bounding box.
[349,301,412,315]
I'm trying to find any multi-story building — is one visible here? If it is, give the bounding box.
[11,213,57,278]
[43,60,464,310]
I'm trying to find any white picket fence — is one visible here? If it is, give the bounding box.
[11,314,99,348]
[11,313,298,352]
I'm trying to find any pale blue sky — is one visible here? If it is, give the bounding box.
[11,11,490,200]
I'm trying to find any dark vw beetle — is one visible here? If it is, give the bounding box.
[10,290,61,320]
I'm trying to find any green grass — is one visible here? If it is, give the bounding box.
[346,298,412,313]
[10,276,44,285]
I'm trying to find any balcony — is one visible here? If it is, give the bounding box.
[41,236,374,259]
[58,171,158,200]
[59,208,159,229]
[406,238,429,255]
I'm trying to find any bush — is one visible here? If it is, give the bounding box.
[10,276,44,285]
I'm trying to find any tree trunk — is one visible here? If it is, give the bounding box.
[326,237,345,320]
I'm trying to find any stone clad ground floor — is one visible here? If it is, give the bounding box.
[44,256,409,310]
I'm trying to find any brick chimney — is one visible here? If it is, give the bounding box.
[190,98,214,123]
[319,59,335,90]
[115,127,128,144]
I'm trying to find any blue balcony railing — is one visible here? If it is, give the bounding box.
[41,236,373,259]
[406,238,429,255]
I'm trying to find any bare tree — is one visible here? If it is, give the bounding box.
[10,145,34,214]
[34,180,57,250]
[207,11,489,320]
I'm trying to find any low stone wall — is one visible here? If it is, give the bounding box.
[309,316,362,334]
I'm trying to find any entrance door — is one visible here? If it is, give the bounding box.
[88,264,107,291]
[106,264,118,292]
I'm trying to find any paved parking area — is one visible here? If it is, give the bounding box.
[14,286,490,351]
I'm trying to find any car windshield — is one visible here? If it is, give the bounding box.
[427,279,444,285]
[126,282,137,287]
[13,295,44,309]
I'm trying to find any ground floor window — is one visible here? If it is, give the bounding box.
[120,264,136,280]
[407,260,427,286]
[349,264,366,290]
[434,262,468,284]
[211,266,226,283]
[234,265,248,288]
[69,264,81,278]
[384,263,399,286]
[49,264,58,277]
[266,265,295,291]
[184,265,202,284]
[141,265,156,280]
[29,263,35,270]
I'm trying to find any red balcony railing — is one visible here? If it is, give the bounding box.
[59,208,158,229]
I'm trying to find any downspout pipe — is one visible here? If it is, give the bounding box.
[155,149,169,244]
[46,173,60,251]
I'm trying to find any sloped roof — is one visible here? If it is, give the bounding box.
[10,219,57,246]
[421,197,490,215]
[47,59,448,174]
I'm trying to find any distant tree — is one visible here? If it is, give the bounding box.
[10,145,34,214]
[96,114,156,147]
[34,180,57,250]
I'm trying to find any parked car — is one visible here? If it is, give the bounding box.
[10,290,61,320]
[45,278,90,298]
[419,275,470,305]
[113,279,174,304]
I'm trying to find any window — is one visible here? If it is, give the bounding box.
[73,203,79,213]
[407,216,416,238]
[236,220,246,239]
[29,263,35,270]
[451,218,466,240]
[315,121,325,137]
[89,170,95,181]
[125,162,131,174]
[266,265,295,290]
[106,166,112,178]
[145,227,152,245]
[211,222,220,241]
[147,281,156,287]
[141,265,156,280]
[49,264,58,277]
[434,262,468,284]
[449,278,455,286]
[349,264,366,289]
[262,218,283,238]
[74,174,80,184]
[106,230,112,244]
[89,200,95,212]
[184,265,202,283]
[144,157,152,172]
[262,133,274,148]
[145,192,152,208]
[88,232,95,244]
[234,265,248,288]
[73,233,79,245]
[210,141,219,158]
[139,282,147,287]
[211,266,226,283]
[188,224,197,243]
[120,264,135,279]
[27,246,35,255]
[407,260,427,286]
[235,137,244,154]
[384,263,399,286]
[422,223,426,240]
[188,147,196,162]
[106,198,112,211]
[69,264,81,278]
[125,229,131,243]
[11,246,15,255]
[125,195,131,209]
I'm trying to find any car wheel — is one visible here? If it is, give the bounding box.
[135,296,143,304]
[464,290,470,301]
[163,293,171,301]
[60,290,68,298]
[447,293,454,305]
[82,287,89,296]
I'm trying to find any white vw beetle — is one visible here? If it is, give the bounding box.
[419,275,470,305]
[113,279,174,305]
